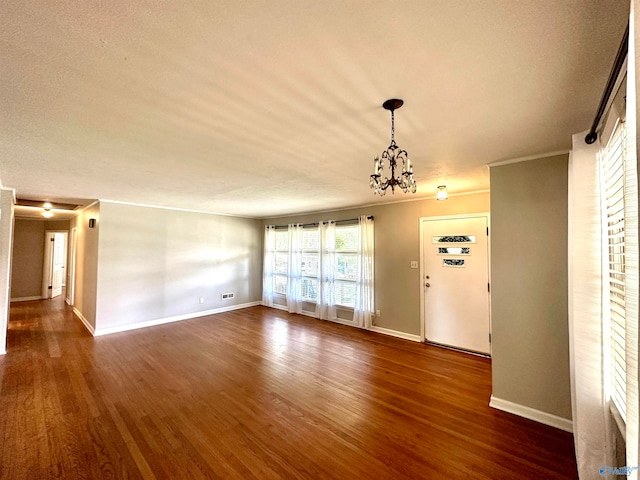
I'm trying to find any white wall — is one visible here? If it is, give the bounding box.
[93,201,263,332]
[0,189,15,354]
[70,202,100,330]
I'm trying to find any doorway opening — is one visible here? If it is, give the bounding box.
[42,230,68,300]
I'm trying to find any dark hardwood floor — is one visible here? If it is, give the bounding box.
[0,296,578,479]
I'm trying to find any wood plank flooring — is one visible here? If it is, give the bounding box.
[0,297,578,479]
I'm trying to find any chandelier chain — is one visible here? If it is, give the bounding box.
[390,109,395,147]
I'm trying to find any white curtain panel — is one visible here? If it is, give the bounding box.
[286,224,303,314]
[262,225,276,307]
[625,3,639,469]
[318,221,336,321]
[568,132,615,478]
[354,216,374,328]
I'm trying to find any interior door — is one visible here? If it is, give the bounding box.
[50,232,66,298]
[421,215,490,354]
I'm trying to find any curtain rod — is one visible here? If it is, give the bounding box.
[585,23,629,144]
[270,215,373,229]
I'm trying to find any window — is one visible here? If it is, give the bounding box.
[264,218,374,323]
[335,225,359,308]
[301,229,319,302]
[273,230,289,295]
[270,225,361,307]
[601,120,627,421]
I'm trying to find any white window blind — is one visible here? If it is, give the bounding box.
[601,120,627,422]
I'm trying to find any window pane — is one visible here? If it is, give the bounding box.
[273,275,287,295]
[275,231,288,251]
[443,259,465,267]
[336,254,358,280]
[336,226,359,251]
[274,253,288,274]
[302,254,319,276]
[302,230,319,250]
[432,235,476,243]
[438,247,470,255]
[335,281,356,307]
[302,278,318,301]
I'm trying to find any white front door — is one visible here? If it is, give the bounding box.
[421,215,491,354]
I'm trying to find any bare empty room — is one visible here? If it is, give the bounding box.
[1,2,638,479]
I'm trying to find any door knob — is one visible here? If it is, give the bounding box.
[425,283,430,287]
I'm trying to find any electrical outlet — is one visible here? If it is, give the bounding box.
[199,297,204,304]
[221,292,235,300]
[376,310,381,317]
[410,261,418,269]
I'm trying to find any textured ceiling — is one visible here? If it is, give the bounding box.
[0,1,629,218]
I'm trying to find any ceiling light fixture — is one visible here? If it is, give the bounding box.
[436,185,448,200]
[370,99,416,196]
[42,201,53,218]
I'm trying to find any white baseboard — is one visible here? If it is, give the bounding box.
[369,325,422,342]
[73,308,96,336]
[10,296,43,302]
[92,301,262,337]
[489,395,573,432]
[261,304,422,342]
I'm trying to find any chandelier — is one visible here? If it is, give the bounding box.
[370,98,416,196]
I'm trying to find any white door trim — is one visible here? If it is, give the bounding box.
[419,213,492,346]
[67,227,77,306]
